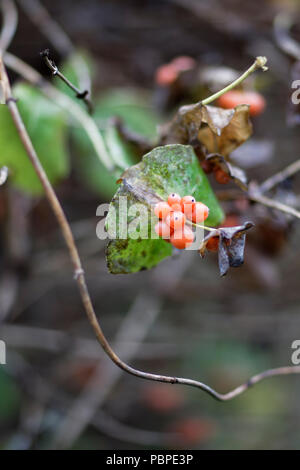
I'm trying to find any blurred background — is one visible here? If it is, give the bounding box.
[1,0,300,450]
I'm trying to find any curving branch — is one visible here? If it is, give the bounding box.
[1,0,300,403]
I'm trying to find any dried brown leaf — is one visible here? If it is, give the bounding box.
[198,104,252,157]
[199,221,254,276]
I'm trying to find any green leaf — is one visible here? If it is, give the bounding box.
[0,83,69,195]
[0,370,20,420]
[95,88,160,140]
[106,144,224,274]
[73,88,161,199]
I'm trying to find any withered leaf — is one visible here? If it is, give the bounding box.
[160,102,206,144]
[199,221,254,276]
[161,101,252,159]
[197,104,252,157]
[205,153,248,190]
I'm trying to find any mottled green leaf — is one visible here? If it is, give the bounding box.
[106,144,224,274]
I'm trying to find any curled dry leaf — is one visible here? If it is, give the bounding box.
[205,153,248,190]
[161,102,252,159]
[197,105,252,158]
[199,221,254,276]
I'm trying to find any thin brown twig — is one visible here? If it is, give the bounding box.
[40,48,93,114]
[17,0,92,101]
[1,0,300,404]
[274,11,300,61]
[248,188,300,219]
[260,159,300,194]
[0,0,17,51]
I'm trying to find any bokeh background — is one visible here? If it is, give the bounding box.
[1,0,300,450]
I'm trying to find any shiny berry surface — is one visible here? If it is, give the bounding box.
[154,201,171,219]
[168,193,182,206]
[170,226,195,249]
[165,211,186,230]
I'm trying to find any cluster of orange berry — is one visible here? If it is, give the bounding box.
[154,193,209,249]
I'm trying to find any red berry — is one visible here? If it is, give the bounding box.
[190,202,209,223]
[155,221,173,238]
[206,236,219,252]
[170,226,194,249]
[168,193,182,206]
[217,90,266,116]
[155,64,178,86]
[180,195,196,217]
[213,168,230,185]
[170,202,182,212]
[171,56,196,72]
[154,201,171,219]
[165,211,186,230]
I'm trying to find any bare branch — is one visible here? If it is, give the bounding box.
[274,11,300,61]
[0,0,17,52]
[40,48,93,114]
[260,159,300,194]
[249,186,300,220]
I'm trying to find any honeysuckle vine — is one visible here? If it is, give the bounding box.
[1,0,300,402]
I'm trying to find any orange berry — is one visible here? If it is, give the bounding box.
[217,90,266,117]
[170,226,194,249]
[181,195,196,217]
[155,221,173,239]
[206,236,219,252]
[165,211,186,230]
[190,202,209,223]
[168,193,182,206]
[154,201,171,219]
[170,202,182,212]
[214,168,231,185]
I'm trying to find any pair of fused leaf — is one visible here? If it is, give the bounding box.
[106,144,224,274]
[199,222,254,276]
